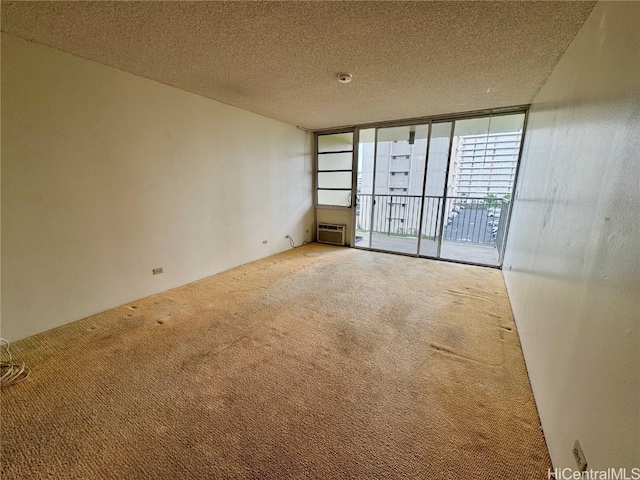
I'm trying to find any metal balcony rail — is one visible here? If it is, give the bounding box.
[356,194,508,246]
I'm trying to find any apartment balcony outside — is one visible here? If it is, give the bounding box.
[355,194,509,266]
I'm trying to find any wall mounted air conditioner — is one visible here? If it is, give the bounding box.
[317,223,346,246]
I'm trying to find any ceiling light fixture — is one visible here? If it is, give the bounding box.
[337,73,352,84]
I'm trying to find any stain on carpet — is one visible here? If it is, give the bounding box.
[1,244,550,479]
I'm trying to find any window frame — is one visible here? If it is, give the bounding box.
[315,131,355,209]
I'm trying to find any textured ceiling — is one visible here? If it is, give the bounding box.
[1,1,596,130]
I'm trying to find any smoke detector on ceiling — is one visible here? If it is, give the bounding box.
[337,73,353,84]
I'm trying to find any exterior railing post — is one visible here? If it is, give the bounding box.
[387,196,393,236]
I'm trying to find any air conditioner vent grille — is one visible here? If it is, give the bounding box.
[317,223,346,246]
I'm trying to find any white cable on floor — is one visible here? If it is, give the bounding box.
[285,235,311,249]
[0,338,30,387]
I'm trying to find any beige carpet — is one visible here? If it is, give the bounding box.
[1,244,551,479]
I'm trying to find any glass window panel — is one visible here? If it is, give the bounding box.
[318,133,353,153]
[424,122,453,197]
[317,152,352,171]
[359,128,375,144]
[318,171,352,189]
[488,113,525,135]
[357,128,376,196]
[355,128,376,245]
[376,125,429,143]
[318,189,351,206]
[454,117,491,137]
[431,122,452,139]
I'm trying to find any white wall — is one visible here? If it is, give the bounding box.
[1,34,313,341]
[503,1,639,471]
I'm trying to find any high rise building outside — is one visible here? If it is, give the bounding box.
[358,131,521,200]
[450,132,522,198]
[356,129,522,237]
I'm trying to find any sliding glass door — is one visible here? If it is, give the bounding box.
[356,125,429,255]
[418,122,453,258]
[352,110,526,267]
[438,113,525,265]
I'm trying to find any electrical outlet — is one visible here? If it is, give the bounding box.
[573,439,587,472]
[152,267,164,275]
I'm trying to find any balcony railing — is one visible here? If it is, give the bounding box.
[356,194,509,247]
